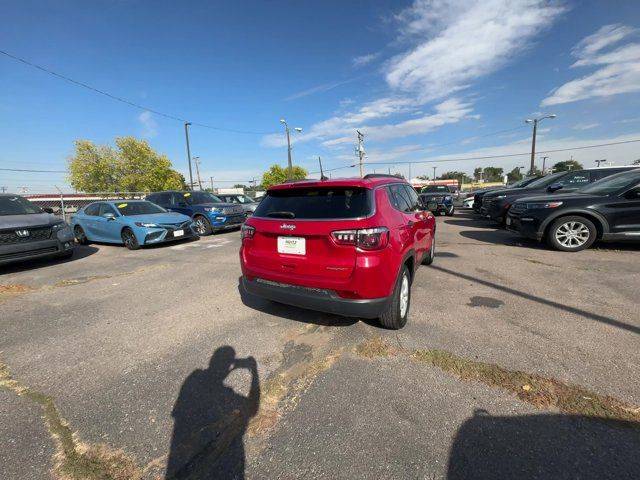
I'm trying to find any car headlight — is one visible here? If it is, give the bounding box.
[526,201,563,209]
[494,195,507,200]
[134,222,161,228]
[51,222,68,232]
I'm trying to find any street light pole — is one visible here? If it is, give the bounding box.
[432,166,437,180]
[525,114,556,175]
[280,119,302,179]
[540,156,549,174]
[184,122,194,190]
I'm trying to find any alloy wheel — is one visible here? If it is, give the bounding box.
[195,218,207,235]
[399,274,410,318]
[555,221,590,248]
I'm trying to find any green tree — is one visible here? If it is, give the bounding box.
[437,171,472,184]
[393,172,405,179]
[483,167,504,182]
[507,167,524,183]
[632,159,640,165]
[552,160,584,172]
[473,167,483,181]
[233,184,248,189]
[261,164,308,188]
[416,175,430,181]
[68,137,184,192]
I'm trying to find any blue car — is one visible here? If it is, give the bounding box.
[419,185,455,216]
[71,200,197,250]
[146,191,245,235]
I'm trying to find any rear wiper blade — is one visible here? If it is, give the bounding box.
[266,211,296,219]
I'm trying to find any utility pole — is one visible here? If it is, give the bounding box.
[408,162,412,180]
[0,186,7,193]
[280,119,302,179]
[184,122,194,190]
[432,166,437,180]
[356,130,365,177]
[210,176,214,192]
[540,156,549,174]
[525,114,556,175]
[193,156,203,190]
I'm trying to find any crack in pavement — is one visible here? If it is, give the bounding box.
[0,356,143,479]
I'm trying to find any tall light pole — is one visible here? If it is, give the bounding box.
[184,122,194,190]
[540,156,549,174]
[193,156,203,190]
[595,159,606,167]
[525,114,556,175]
[280,119,302,179]
[432,166,437,180]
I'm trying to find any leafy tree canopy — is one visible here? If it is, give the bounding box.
[261,164,308,189]
[437,171,473,184]
[552,160,584,172]
[68,137,185,192]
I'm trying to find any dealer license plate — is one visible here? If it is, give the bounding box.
[277,236,305,255]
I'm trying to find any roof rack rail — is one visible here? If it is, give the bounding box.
[363,173,403,180]
[282,178,316,184]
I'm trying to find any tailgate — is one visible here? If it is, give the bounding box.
[245,218,357,279]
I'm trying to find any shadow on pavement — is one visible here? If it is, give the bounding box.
[458,229,545,250]
[431,265,640,335]
[237,279,359,327]
[166,346,260,480]
[447,411,640,479]
[0,244,99,274]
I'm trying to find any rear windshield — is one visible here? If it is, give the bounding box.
[115,201,167,216]
[421,185,450,193]
[253,187,371,219]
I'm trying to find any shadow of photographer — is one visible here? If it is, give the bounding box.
[166,346,260,480]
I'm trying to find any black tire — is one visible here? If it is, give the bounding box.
[379,264,411,330]
[193,215,213,236]
[73,225,89,245]
[121,227,140,250]
[423,234,435,265]
[445,206,455,216]
[546,216,597,252]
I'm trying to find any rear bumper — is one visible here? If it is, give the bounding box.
[242,276,390,319]
[0,237,74,265]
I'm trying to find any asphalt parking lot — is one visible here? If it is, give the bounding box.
[1,212,639,479]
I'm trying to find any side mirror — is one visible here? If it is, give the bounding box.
[547,182,564,192]
[103,212,116,220]
[42,207,54,214]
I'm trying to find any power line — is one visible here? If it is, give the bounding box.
[0,49,276,135]
[0,167,66,173]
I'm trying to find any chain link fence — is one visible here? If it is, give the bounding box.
[24,192,148,222]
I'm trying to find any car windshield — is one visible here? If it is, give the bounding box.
[522,171,567,189]
[115,201,167,216]
[511,177,538,188]
[234,195,256,204]
[421,185,449,193]
[0,195,43,215]
[254,187,371,219]
[183,191,223,204]
[579,170,640,195]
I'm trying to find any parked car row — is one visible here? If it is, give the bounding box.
[470,166,640,251]
[0,190,250,264]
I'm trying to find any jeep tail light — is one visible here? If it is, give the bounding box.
[241,224,255,240]
[331,227,389,250]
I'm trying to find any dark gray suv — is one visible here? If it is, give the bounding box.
[0,194,75,265]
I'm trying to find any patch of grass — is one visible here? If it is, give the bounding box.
[354,336,398,358]
[411,349,640,424]
[0,358,142,479]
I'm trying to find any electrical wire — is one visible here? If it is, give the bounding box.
[0,50,277,135]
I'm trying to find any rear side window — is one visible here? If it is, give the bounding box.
[557,171,590,186]
[254,187,371,219]
[387,184,412,212]
[84,203,100,216]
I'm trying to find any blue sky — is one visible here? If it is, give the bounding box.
[2,0,640,192]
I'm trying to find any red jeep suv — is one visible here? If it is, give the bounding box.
[239,175,436,329]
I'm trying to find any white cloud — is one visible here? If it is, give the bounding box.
[138,111,157,138]
[263,0,563,149]
[386,0,565,101]
[542,24,640,106]
[573,123,600,131]
[286,78,359,101]
[353,53,380,67]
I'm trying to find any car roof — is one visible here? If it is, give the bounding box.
[268,175,407,191]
